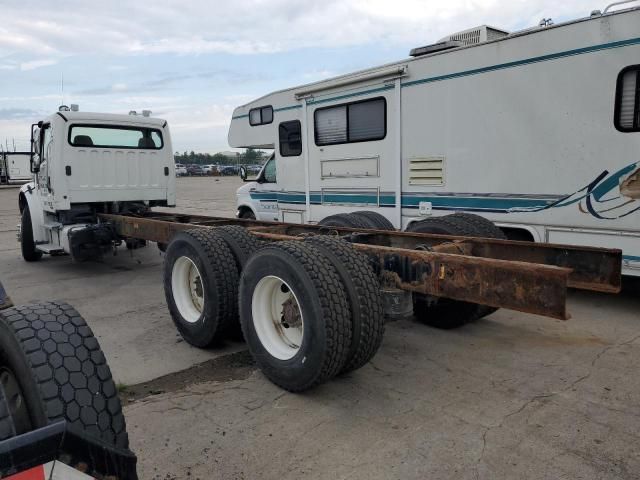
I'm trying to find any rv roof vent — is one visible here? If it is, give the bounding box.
[438,25,509,46]
[410,40,462,57]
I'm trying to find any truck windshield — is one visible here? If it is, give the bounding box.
[68,125,163,149]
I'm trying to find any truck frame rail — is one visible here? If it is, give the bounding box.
[99,211,622,321]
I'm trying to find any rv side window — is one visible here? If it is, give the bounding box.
[279,121,302,157]
[263,157,276,182]
[249,106,274,126]
[614,65,640,132]
[314,97,386,146]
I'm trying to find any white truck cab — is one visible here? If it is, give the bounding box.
[18,108,176,261]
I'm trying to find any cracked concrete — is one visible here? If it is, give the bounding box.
[1,179,639,479]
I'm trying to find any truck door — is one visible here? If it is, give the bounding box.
[36,124,55,210]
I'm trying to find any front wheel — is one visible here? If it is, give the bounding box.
[20,206,42,262]
[239,209,256,220]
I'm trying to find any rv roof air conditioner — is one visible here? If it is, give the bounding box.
[410,25,509,57]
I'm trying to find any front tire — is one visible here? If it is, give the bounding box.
[20,207,42,262]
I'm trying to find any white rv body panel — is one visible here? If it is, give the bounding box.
[229,8,640,275]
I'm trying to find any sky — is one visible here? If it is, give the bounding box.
[0,0,595,153]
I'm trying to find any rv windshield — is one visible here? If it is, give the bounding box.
[68,125,163,149]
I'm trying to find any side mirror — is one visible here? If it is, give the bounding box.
[239,165,247,181]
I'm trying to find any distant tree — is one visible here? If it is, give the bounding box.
[244,148,259,162]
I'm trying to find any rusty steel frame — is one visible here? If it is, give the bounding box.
[98,212,622,321]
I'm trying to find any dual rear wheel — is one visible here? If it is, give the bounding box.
[163,229,384,391]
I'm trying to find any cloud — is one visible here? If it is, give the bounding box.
[20,59,57,71]
[0,1,592,57]
[0,108,41,120]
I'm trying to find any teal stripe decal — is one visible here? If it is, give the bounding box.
[402,36,640,88]
[274,105,302,112]
[623,255,640,262]
[250,191,560,211]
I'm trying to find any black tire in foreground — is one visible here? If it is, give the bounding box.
[164,229,239,347]
[406,215,493,329]
[352,211,395,231]
[239,241,352,392]
[20,207,42,262]
[304,235,385,373]
[0,301,128,448]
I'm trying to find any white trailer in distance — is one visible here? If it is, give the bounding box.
[0,152,31,185]
[229,2,640,277]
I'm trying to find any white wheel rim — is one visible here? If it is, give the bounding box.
[172,256,204,323]
[252,275,304,360]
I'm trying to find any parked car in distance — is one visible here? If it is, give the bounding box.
[219,165,239,176]
[175,163,187,176]
[202,164,218,175]
[187,165,205,176]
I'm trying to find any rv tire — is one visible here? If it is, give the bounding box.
[352,211,395,230]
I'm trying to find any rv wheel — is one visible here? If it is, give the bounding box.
[164,229,239,347]
[0,301,129,448]
[239,242,352,391]
[352,211,395,230]
[20,207,43,262]
[406,216,488,329]
[318,213,370,229]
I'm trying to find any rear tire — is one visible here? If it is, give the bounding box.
[214,225,264,339]
[0,302,129,448]
[406,216,486,329]
[443,213,505,320]
[318,213,369,229]
[239,242,352,391]
[21,207,42,262]
[214,225,263,270]
[304,236,385,373]
[164,229,239,347]
[352,211,395,231]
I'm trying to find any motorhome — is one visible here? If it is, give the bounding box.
[0,152,31,184]
[229,3,640,276]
